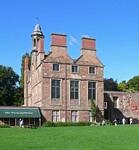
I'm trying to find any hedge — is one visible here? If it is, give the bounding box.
[42,121,92,127]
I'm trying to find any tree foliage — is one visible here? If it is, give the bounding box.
[104,78,118,91]
[0,65,23,106]
[91,100,100,122]
[127,76,139,92]
[118,80,128,92]
[0,65,18,105]
[117,76,139,92]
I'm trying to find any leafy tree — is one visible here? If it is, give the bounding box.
[127,76,139,92]
[118,80,128,91]
[104,78,118,91]
[91,100,99,122]
[14,87,24,106]
[0,65,19,105]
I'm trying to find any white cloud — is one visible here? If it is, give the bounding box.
[69,35,78,46]
[82,35,90,38]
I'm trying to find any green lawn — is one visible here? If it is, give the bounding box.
[0,125,139,150]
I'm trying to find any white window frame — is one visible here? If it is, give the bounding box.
[88,66,96,74]
[71,111,79,122]
[52,111,60,122]
[71,65,79,73]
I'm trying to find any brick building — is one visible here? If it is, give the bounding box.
[24,24,104,122]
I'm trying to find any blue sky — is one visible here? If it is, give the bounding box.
[0,0,139,82]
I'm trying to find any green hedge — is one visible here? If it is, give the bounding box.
[42,121,92,127]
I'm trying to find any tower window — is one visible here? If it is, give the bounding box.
[33,39,36,47]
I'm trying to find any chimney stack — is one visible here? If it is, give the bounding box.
[24,55,30,70]
[82,37,96,50]
[51,33,67,47]
[81,37,96,55]
[38,38,44,53]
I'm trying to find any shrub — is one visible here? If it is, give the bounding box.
[42,121,92,127]
[42,121,55,127]
[0,124,10,128]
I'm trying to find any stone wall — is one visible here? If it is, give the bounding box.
[104,91,139,124]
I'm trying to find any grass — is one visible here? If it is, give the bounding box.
[0,125,139,150]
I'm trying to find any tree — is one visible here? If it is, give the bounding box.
[127,76,139,92]
[14,87,24,106]
[118,80,128,92]
[0,65,21,106]
[104,78,118,91]
[91,100,100,122]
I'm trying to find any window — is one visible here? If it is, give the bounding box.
[51,80,60,99]
[88,82,96,100]
[53,64,59,71]
[52,111,60,122]
[71,111,78,122]
[72,65,78,73]
[33,39,36,47]
[89,66,96,74]
[70,80,79,99]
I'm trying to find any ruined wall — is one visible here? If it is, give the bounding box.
[104,91,139,123]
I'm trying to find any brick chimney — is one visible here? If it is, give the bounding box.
[81,37,96,56]
[51,33,67,47]
[24,54,30,106]
[24,55,30,70]
[38,38,44,53]
[82,37,96,50]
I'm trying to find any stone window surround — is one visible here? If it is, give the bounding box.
[71,110,79,122]
[52,63,60,72]
[88,66,96,75]
[70,80,79,100]
[52,110,60,122]
[88,81,96,100]
[50,79,61,99]
[71,65,79,73]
